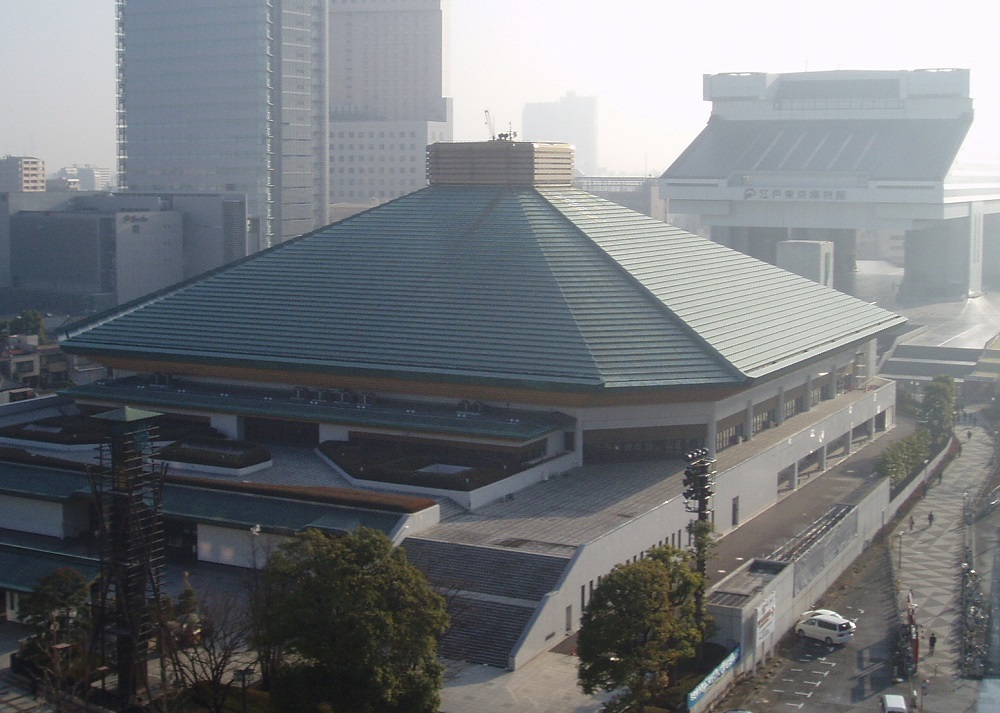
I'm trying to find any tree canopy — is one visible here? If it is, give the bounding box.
[254,527,449,713]
[20,567,90,642]
[922,375,956,451]
[578,547,704,712]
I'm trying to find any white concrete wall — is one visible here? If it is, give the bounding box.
[319,448,579,511]
[319,423,349,442]
[510,493,694,668]
[210,414,243,440]
[0,495,66,538]
[196,523,286,568]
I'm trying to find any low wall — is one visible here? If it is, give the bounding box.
[694,444,950,710]
[0,436,99,452]
[317,448,578,510]
[161,458,273,478]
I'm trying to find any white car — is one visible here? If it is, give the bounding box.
[800,608,843,620]
[794,613,855,645]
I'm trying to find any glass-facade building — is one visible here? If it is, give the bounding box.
[118,0,451,247]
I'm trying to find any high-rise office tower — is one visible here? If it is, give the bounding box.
[118,1,449,246]
[328,0,452,205]
[119,0,327,246]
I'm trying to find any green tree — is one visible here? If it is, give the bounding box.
[19,568,92,713]
[876,428,932,487]
[923,375,956,451]
[7,309,46,342]
[254,527,449,713]
[577,554,704,713]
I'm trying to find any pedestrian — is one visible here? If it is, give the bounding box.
[909,515,915,531]
[929,632,937,655]
[928,511,934,527]
[968,430,973,442]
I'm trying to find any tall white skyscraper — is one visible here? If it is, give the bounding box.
[118,0,450,246]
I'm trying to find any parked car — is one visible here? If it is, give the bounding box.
[880,693,908,712]
[794,613,855,644]
[800,608,844,620]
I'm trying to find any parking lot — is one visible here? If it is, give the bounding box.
[720,541,900,712]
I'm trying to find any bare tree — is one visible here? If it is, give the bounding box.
[162,588,253,713]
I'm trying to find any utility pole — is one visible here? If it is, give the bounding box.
[683,448,716,650]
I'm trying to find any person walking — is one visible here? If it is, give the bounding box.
[928,511,934,527]
[968,429,973,442]
[909,515,915,531]
[929,632,937,655]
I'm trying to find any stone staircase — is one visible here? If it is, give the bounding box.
[403,538,571,668]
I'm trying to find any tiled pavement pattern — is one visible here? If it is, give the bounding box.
[892,420,992,713]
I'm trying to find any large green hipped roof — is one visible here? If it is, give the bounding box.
[61,184,905,391]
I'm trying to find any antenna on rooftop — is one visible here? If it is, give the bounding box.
[497,123,518,142]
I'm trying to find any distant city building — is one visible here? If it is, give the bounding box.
[53,165,113,191]
[118,0,450,247]
[0,334,68,391]
[0,156,45,193]
[328,0,452,205]
[6,192,250,312]
[523,92,597,175]
[662,68,1000,299]
[46,177,80,192]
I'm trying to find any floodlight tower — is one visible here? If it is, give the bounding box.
[683,447,716,642]
[682,447,716,523]
[89,407,166,708]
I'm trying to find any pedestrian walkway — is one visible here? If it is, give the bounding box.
[0,673,47,712]
[890,422,993,713]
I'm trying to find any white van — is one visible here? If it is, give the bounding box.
[794,613,855,644]
[880,693,908,712]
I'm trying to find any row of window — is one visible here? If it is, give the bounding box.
[337,130,419,139]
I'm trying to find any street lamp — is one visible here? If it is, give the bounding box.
[897,532,904,572]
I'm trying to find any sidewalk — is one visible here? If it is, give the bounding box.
[889,422,993,713]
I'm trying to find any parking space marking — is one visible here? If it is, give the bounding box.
[804,680,822,687]
[783,703,805,709]
[812,669,831,676]
[794,690,813,698]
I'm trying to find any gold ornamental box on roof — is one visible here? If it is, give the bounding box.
[427,141,575,186]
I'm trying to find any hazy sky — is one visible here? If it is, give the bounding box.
[3,1,999,176]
